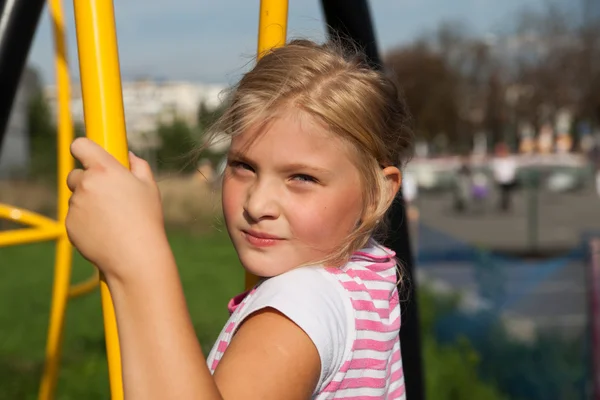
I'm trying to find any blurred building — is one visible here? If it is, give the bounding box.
[44,80,227,151]
[0,72,36,178]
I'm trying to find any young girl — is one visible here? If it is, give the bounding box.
[65,39,412,399]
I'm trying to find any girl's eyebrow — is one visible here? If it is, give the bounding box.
[228,150,253,164]
[278,163,332,176]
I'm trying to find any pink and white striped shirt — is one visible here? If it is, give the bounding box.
[206,240,405,399]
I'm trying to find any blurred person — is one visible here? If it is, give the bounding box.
[588,137,600,198]
[453,156,472,213]
[402,170,420,258]
[403,169,418,218]
[492,142,517,212]
[63,40,411,399]
[471,170,490,213]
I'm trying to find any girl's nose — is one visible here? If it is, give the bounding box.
[243,180,281,222]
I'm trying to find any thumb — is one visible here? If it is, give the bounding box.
[129,151,155,183]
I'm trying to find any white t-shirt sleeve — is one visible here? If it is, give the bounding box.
[235,267,353,393]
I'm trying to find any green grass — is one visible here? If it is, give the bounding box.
[0,229,242,399]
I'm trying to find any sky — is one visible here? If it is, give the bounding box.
[28,0,551,87]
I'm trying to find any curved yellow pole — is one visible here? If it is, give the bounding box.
[0,227,63,248]
[0,204,62,228]
[38,0,76,398]
[246,0,288,290]
[68,269,100,298]
[72,1,126,398]
[0,204,63,248]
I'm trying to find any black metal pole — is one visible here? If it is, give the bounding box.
[320,0,381,70]
[320,1,426,399]
[0,0,46,153]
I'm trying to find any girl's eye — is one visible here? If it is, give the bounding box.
[229,161,254,172]
[291,174,318,183]
[229,161,254,174]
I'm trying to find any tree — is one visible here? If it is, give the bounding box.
[385,44,462,144]
[196,101,229,168]
[197,101,226,134]
[26,67,58,181]
[385,22,507,152]
[483,71,508,146]
[155,119,199,173]
[25,66,89,180]
[507,1,600,134]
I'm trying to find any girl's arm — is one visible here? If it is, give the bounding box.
[65,139,320,398]
[107,238,320,400]
[106,240,220,399]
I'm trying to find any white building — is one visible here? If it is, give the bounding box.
[0,72,35,178]
[44,80,227,151]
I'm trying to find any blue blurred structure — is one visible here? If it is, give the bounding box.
[416,222,593,399]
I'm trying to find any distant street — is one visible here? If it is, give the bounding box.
[412,185,600,339]
[416,185,600,253]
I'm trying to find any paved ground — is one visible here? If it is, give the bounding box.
[412,185,599,339]
[416,185,600,254]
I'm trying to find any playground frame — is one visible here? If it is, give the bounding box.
[0,1,424,399]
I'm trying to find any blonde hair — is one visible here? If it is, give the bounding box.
[203,39,413,267]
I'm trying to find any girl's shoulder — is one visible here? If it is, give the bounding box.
[335,239,399,285]
[249,266,353,317]
[229,267,355,393]
[348,238,396,264]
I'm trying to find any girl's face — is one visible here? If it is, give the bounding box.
[222,110,364,277]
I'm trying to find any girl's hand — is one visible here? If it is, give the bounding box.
[66,137,166,283]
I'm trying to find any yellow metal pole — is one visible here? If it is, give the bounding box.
[0,204,63,228]
[0,227,63,248]
[38,0,76,398]
[72,1,127,398]
[68,269,100,298]
[245,0,289,290]
[256,0,288,58]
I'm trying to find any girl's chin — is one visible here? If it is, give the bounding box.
[238,253,296,279]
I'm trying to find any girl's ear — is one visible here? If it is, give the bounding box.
[382,166,402,202]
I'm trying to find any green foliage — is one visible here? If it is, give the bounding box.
[196,102,229,169]
[423,335,508,400]
[28,91,55,141]
[474,321,587,400]
[25,69,85,182]
[155,119,200,173]
[197,102,225,133]
[419,287,508,400]
[27,90,58,181]
[427,291,587,400]
[154,100,228,174]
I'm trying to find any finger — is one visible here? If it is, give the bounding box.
[70,137,119,170]
[129,151,155,183]
[66,169,85,192]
